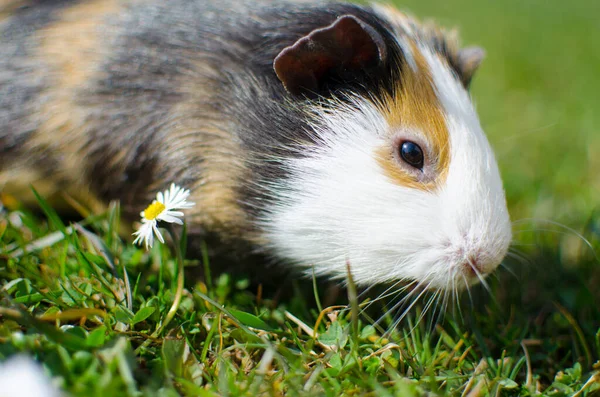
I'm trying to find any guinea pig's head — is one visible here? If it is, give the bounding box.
[264,10,511,291]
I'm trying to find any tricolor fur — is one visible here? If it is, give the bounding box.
[0,0,511,290]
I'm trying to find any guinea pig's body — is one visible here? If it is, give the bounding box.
[0,0,512,290]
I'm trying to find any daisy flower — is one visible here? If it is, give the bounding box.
[132,183,195,249]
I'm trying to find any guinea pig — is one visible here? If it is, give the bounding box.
[0,0,512,291]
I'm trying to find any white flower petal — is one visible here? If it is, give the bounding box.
[159,214,183,225]
[160,210,184,218]
[133,221,155,249]
[165,185,175,202]
[163,184,192,210]
[152,222,165,244]
[176,201,194,209]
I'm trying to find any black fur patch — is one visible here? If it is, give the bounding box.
[202,2,406,220]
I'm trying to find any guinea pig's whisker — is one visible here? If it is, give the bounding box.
[461,273,474,308]
[446,286,453,315]
[360,279,406,302]
[512,227,598,261]
[513,228,581,238]
[415,293,434,325]
[358,280,416,315]
[507,254,535,275]
[363,254,489,332]
[497,122,558,145]
[364,289,413,314]
[416,292,437,333]
[427,294,439,332]
[427,290,446,333]
[385,282,432,333]
[478,275,494,301]
[419,290,438,323]
[506,248,533,266]
[356,285,376,301]
[358,309,388,336]
[512,218,598,262]
[385,286,420,316]
[498,260,520,280]
[371,292,407,327]
[415,290,442,333]
[440,288,451,324]
[450,276,462,320]
[378,286,421,328]
[467,258,493,296]
[507,241,538,247]
[430,273,455,330]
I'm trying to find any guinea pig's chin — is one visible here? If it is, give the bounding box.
[417,246,510,291]
[340,240,510,292]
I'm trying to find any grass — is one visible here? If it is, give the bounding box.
[2,197,598,396]
[1,0,600,395]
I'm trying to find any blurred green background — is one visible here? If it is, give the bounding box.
[391,0,600,229]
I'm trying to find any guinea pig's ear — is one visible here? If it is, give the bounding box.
[456,46,485,88]
[274,15,387,96]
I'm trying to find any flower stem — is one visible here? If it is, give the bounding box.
[157,226,185,334]
[134,226,185,354]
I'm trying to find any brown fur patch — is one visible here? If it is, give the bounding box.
[372,4,418,37]
[169,80,255,242]
[0,0,28,22]
[375,3,482,89]
[0,166,105,213]
[376,42,450,191]
[23,0,122,208]
[374,4,460,58]
[175,123,248,235]
[189,142,254,240]
[38,0,121,88]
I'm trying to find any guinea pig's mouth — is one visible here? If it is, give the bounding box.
[455,253,502,288]
[461,256,487,278]
[460,264,487,288]
[439,246,503,290]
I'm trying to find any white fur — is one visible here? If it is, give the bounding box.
[261,45,511,291]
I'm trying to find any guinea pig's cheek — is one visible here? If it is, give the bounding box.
[260,139,443,286]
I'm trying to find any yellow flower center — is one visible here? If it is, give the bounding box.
[144,202,166,220]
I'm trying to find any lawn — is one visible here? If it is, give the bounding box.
[1,0,599,396]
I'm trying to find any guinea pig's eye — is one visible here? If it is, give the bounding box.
[399,141,424,169]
